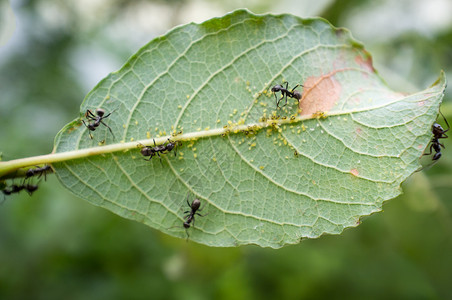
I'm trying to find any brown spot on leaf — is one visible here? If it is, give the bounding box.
[354,50,375,73]
[299,71,342,116]
[350,169,359,177]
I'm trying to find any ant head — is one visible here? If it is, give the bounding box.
[95,108,105,117]
[432,123,444,132]
[271,85,282,92]
[166,140,176,151]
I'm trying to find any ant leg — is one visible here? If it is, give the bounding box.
[274,93,279,107]
[439,110,450,132]
[422,143,434,157]
[143,155,153,161]
[279,93,288,108]
[100,120,115,140]
[276,94,285,108]
[82,120,94,139]
[186,193,191,208]
[291,84,300,92]
[85,110,97,120]
[102,108,117,120]
[157,152,163,165]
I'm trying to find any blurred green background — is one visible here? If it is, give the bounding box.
[1,0,451,299]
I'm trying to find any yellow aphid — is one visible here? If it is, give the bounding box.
[193,153,197,158]
[123,124,126,129]
[146,131,151,139]
[217,119,221,123]
[130,138,134,142]
[301,124,306,131]
[259,166,264,170]
[186,95,190,99]
[205,126,210,130]
[212,157,217,162]
[135,120,138,125]
[178,105,182,109]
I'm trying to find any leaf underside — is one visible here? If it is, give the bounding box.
[53,9,446,248]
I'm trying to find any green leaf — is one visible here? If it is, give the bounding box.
[53,9,446,248]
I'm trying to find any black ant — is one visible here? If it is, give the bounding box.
[139,138,180,162]
[2,182,39,203]
[271,82,303,108]
[25,165,52,180]
[423,111,449,161]
[82,108,115,140]
[182,193,206,238]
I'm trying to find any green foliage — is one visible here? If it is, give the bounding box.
[53,10,446,247]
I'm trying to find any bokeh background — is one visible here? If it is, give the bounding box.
[1,0,451,299]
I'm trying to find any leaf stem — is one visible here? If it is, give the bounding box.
[0,115,315,179]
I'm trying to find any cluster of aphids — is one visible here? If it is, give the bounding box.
[1,165,51,203]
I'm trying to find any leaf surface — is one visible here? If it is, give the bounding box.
[53,9,446,247]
